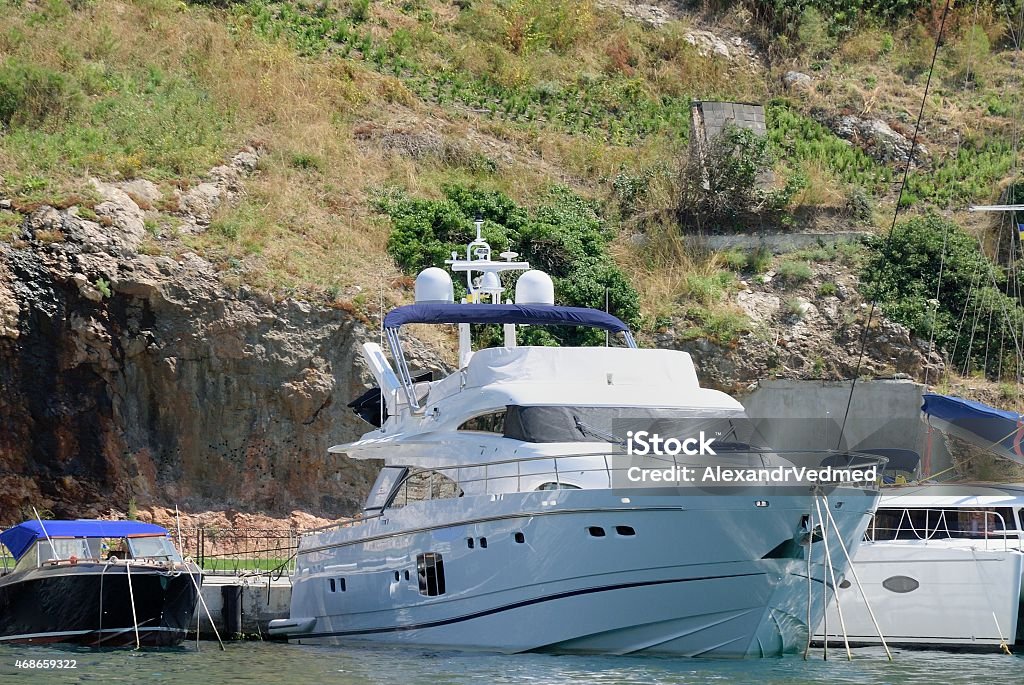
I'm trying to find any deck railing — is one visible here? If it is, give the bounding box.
[301,448,887,538]
[866,508,1018,551]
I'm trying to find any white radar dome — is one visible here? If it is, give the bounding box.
[514,270,555,305]
[415,267,454,304]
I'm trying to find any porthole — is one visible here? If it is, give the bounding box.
[881,575,919,593]
[588,527,606,537]
[514,532,525,544]
[839,579,852,589]
[480,537,488,548]
[615,525,635,536]
[467,537,474,549]
[329,578,336,593]
[404,569,410,581]
[339,578,346,592]
[394,571,400,582]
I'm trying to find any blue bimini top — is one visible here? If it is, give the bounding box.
[383,303,630,333]
[0,520,169,561]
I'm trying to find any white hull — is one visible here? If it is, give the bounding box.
[289,488,876,657]
[815,542,1024,649]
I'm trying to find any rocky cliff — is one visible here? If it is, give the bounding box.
[0,151,443,522]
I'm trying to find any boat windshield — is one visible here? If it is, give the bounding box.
[126,535,181,561]
[462,406,761,447]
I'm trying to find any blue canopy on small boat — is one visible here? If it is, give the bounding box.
[383,303,630,333]
[0,520,168,561]
[922,393,1024,466]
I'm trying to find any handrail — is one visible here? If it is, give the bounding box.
[301,448,886,538]
[866,507,1014,551]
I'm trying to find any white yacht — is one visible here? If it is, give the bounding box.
[818,482,1024,650]
[272,222,882,657]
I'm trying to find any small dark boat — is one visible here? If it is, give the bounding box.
[0,520,202,647]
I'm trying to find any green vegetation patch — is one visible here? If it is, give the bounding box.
[862,214,1024,378]
[377,183,640,346]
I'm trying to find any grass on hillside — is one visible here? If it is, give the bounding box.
[1,0,1022,342]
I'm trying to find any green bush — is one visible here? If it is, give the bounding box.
[862,214,1024,378]
[677,124,791,229]
[722,249,749,271]
[0,59,82,128]
[378,184,640,346]
[776,259,813,285]
[748,247,773,273]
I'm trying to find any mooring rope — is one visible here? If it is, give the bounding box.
[126,561,141,650]
[823,495,893,661]
[836,0,953,447]
[815,496,852,660]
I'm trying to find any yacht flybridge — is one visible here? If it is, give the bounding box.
[272,219,884,657]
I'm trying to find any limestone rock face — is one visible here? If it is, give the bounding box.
[0,197,404,521]
[816,111,928,165]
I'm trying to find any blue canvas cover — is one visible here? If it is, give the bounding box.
[0,520,168,561]
[383,303,630,333]
[922,393,1024,465]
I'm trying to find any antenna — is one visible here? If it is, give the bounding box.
[605,287,610,347]
[474,212,483,241]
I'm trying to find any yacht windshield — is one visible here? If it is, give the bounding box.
[500,406,760,447]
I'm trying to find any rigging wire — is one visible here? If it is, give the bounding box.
[836,0,953,448]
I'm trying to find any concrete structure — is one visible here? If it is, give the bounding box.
[195,575,291,640]
[692,101,767,141]
[740,379,953,477]
[683,230,871,254]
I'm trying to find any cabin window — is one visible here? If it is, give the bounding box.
[37,538,91,564]
[364,466,408,511]
[416,553,446,596]
[389,470,463,509]
[536,482,581,491]
[458,410,507,434]
[501,405,758,447]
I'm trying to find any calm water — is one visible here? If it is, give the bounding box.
[0,641,1021,685]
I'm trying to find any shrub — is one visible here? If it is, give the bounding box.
[776,259,813,285]
[722,249,749,271]
[0,59,82,128]
[862,214,1024,378]
[748,247,773,273]
[677,124,787,229]
[379,184,640,346]
[818,281,837,297]
[350,0,371,23]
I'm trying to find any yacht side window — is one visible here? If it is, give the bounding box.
[364,467,409,512]
[458,410,506,434]
[389,470,463,509]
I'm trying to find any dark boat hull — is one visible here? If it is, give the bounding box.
[0,563,201,647]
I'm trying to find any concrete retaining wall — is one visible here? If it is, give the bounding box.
[739,379,952,476]
[684,231,870,254]
[194,575,291,640]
